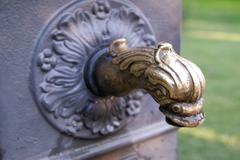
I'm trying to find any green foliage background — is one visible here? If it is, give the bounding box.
[179,0,240,159]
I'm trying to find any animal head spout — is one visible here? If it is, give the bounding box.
[109,39,206,127]
[146,43,206,127]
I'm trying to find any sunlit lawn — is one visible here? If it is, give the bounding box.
[179,0,240,159]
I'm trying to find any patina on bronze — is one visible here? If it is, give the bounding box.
[85,38,206,127]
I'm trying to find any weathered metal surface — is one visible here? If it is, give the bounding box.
[27,122,175,160]
[91,129,178,160]
[0,0,182,159]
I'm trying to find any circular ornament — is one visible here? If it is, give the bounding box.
[31,0,156,138]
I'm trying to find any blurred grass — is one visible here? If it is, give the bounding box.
[179,0,240,159]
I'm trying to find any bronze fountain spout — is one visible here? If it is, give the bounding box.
[85,38,206,127]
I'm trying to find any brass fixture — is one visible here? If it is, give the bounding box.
[85,38,205,127]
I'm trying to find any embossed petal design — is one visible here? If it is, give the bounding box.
[33,0,155,138]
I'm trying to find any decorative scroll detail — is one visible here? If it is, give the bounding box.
[31,0,155,138]
[109,39,206,127]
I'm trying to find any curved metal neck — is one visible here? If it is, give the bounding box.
[84,38,206,127]
[84,47,143,97]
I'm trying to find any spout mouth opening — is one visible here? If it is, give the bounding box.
[165,112,205,127]
[160,98,205,127]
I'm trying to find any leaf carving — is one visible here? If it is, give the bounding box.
[33,0,155,138]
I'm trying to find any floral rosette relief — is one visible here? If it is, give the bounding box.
[32,0,156,138]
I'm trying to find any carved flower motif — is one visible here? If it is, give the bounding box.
[126,91,144,116]
[126,100,141,116]
[143,34,156,47]
[92,0,110,19]
[66,115,83,134]
[37,49,57,72]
